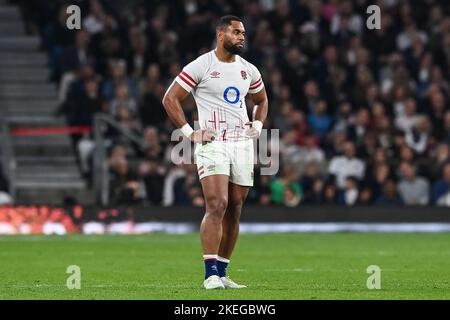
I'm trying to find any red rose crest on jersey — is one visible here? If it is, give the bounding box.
[241,70,247,80]
[210,71,221,78]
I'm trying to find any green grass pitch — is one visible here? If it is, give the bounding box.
[1,233,450,299]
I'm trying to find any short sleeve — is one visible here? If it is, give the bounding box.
[175,57,206,93]
[248,63,264,94]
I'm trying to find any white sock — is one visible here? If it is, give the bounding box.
[217,256,230,263]
[203,254,218,260]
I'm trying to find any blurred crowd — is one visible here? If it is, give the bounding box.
[17,0,450,206]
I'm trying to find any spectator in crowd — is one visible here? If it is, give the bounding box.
[300,162,323,200]
[298,134,326,173]
[397,162,430,205]
[364,162,393,201]
[432,163,450,205]
[273,101,295,134]
[428,89,447,139]
[375,179,404,206]
[115,105,142,134]
[66,77,103,128]
[83,0,117,35]
[405,115,431,155]
[302,177,325,204]
[357,184,373,205]
[58,30,94,105]
[110,83,138,117]
[337,176,359,206]
[330,0,362,36]
[322,182,338,204]
[302,80,320,114]
[64,75,103,172]
[427,143,450,179]
[139,66,166,129]
[102,59,137,101]
[251,172,272,206]
[395,97,419,133]
[328,141,365,189]
[137,159,165,205]
[162,165,187,206]
[160,159,203,207]
[347,108,370,147]
[109,157,142,205]
[279,129,302,171]
[332,101,353,133]
[270,167,303,206]
[307,100,332,143]
[141,126,163,160]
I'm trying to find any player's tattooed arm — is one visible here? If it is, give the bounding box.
[162,81,215,144]
[245,87,268,139]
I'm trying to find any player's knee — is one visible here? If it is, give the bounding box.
[226,203,242,224]
[203,212,222,226]
[206,196,228,216]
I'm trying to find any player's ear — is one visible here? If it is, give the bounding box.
[216,30,223,41]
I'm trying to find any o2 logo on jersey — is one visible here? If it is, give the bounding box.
[223,86,243,108]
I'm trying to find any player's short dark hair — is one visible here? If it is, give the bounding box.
[216,15,242,31]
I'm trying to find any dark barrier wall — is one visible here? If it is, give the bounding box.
[2,205,450,225]
[133,205,450,223]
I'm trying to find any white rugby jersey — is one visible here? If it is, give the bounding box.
[174,50,264,142]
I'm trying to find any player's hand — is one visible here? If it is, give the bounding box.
[244,121,263,139]
[190,128,216,144]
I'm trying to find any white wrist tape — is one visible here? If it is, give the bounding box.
[180,123,194,139]
[252,120,263,135]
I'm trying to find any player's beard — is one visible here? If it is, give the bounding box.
[224,39,243,55]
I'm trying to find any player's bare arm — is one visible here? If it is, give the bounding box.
[162,82,216,144]
[245,87,269,139]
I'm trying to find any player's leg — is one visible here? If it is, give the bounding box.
[216,140,254,288]
[216,182,249,289]
[195,141,232,289]
[199,174,229,289]
[200,174,229,255]
[218,182,249,259]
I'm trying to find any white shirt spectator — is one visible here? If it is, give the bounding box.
[397,177,430,205]
[405,129,428,154]
[396,30,428,51]
[396,114,419,132]
[345,188,359,206]
[83,14,117,35]
[299,147,325,169]
[329,156,365,188]
[83,15,104,34]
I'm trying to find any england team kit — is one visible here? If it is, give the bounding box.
[174,50,265,186]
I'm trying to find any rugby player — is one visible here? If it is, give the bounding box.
[162,15,268,289]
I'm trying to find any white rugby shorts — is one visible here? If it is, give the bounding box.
[194,139,254,186]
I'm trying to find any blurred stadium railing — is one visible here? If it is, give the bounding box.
[93,113,147,205]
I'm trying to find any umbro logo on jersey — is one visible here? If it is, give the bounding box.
[210,71,221,78]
